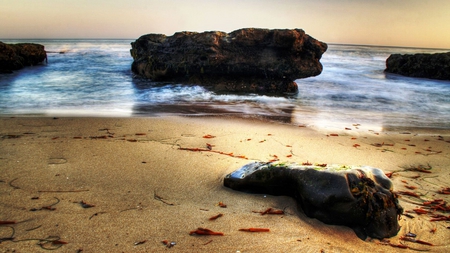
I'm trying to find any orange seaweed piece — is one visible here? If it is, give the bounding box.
[253,208,284,215]
[52,240,68,245]
[430,216,450,221]
[438,187,450,194]
[412,208,428,214]
[209,213,223,220]
[217,201,227,208]
[189,227,224,236]
[397,191,421,198]
[203,134,216,139]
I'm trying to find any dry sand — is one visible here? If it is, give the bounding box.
[0,116,449,252]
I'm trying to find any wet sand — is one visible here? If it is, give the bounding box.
[0,116,449,252]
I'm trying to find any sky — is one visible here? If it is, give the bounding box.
[1,0,449,48]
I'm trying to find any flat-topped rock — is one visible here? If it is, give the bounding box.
[0,42,47,73]
[130,28,327,93]
[385,52,450,80]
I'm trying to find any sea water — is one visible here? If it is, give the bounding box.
[0,39,449,130]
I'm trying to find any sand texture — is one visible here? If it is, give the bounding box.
[1,116,449,252]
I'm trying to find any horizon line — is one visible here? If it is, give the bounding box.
[1,38,449,51]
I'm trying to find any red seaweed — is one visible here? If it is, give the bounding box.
[437,187,450,194]
[217,201,227,208]
[189,227,224,236]
[208,213,223,221]
[253,208,284,215]
[412,208,428,215]
[397,191,421,198]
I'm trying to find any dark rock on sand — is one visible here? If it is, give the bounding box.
[385,52,450,80]
[130,28,327,93]
[0,42,47,73]
[224,162,403,240]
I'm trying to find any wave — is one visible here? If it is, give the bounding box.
[0,40,449,129]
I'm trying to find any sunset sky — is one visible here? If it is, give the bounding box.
[1,0,449,48]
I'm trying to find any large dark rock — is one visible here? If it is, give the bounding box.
[224,162,403,240]
[385,52,450,80]
[130,28,327,93]
[0,42,47,73]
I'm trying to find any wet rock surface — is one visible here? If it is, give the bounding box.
[385,52,450,80]
[224,162,403,240]
[0,42,47,73]
[131,28,327,93]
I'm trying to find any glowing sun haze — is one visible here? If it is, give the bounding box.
[1,0,449,48]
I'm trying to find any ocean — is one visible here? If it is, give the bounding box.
[0,39,449,130]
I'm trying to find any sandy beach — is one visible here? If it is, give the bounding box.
[0,116,449,252]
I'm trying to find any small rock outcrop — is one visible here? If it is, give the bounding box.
[131,28,327,93]
[0,42,47,73]
[385,52,450,80]
[224,162,403,240]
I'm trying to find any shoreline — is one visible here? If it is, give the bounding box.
[1,116,449,252]
[2,113,450,134]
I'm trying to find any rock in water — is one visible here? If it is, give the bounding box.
[385,52,450,80]
[0,42,47,73]
[130,28,327,93]
[224,162,403,240]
